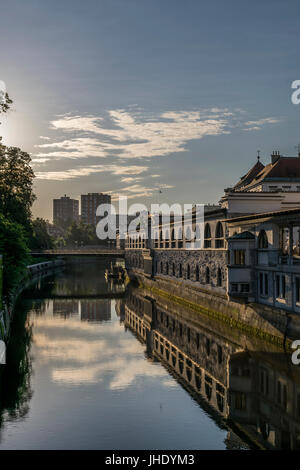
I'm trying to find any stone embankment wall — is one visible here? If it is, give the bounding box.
[129,270,297,347]
[0,259,65,341]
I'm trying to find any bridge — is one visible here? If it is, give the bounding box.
[30,249,125,258]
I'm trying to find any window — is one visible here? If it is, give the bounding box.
[276,274,286,300]
[179,263,182,277]
[187,328,191,343]
[206,338,210,356]
[217,345,223,364]
[171,228,175,248]
[235,392,247,410]
[259,272,268,296]
[172,263,176,276]
[165,262,169,275]
[277,381,288,410]
[187,264,190,280]
[217,268,222,287]
[204,223,211,248]
[160,261,163,273]
[195,265,200,281]
[258,230,268,249]
[296,277,300,303]
[206,267,210,284]
[260,369,269,396]
[234,250,246,265]
[231,283,238,293]
[215,222,224,248]
[240,283,250,293]
[264,273,269,296]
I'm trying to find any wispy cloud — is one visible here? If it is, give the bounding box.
[35,108,234,162]
[33,108,281,199]
[243,117,281,131]
[35,164,148,181]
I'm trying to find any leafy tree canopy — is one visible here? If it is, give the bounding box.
[30,218,54,250]
[0,214,30,296]
[65,222,99,246]
[0,143,36,228]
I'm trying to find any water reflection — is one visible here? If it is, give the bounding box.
[0,262,300,449]
[124,289,300,450]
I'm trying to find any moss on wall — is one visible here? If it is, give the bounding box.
[138,279,292,349]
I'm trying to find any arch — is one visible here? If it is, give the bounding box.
[215,222,224,248]
[204,223,212,248]
[172,262,176,276]
[165,230,170,248]
[185,226,192,241]
[215,221,224,238]
[258,229,268,249]
[179,263,182,277]
[206,266,210,284]
[217,267,222,287]
[195,265,200,281]
[177,226,183,248]
[166,262,169,275]
[187,264,190,280]
[171,228,175,247]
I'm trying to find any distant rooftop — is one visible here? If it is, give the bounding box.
[231,151,300,192]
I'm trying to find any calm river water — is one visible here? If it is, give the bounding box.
[0,261,298,450]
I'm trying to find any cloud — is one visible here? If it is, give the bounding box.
[35,164,148,181]
[35,108,233,162]
[32,307,168,388]
[243,117,281,131]
[33,108,281,198]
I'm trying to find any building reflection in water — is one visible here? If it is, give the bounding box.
[53,299,111,323]
[124,289,300,450]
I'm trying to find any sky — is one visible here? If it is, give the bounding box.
[0,0,300,221]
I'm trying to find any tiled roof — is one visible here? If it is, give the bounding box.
[233,160,265,190]
[228,231,255,240]
[233,156,300,191]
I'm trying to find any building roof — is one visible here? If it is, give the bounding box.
[232,155,300,192]
[225,207,300,224]
[228,231,255,240]
[233,159,265,191]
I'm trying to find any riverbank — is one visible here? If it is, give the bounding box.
[128,270,299,348]
[0,259,65,342]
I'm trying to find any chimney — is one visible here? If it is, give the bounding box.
[271,150,280,164]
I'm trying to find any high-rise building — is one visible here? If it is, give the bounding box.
[53,195,79,225]
[80,193,111,225]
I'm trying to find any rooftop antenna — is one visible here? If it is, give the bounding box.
[257,150,261,161]
[295,144,300,157]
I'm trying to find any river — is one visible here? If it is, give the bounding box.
[0,260,298,450]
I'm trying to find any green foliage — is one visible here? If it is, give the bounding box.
[0,93,12,121]
[65,221,99,246]
[0,214,30,296]
[29,218,54,250]
[0,142,36,228]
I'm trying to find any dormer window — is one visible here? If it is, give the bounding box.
[258,230,268,249]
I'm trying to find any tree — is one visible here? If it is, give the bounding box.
[65,222,98,246]
[0,214,30,296]
[0,143,36,228]
[30,218,54,250]
[0,92,12,122]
